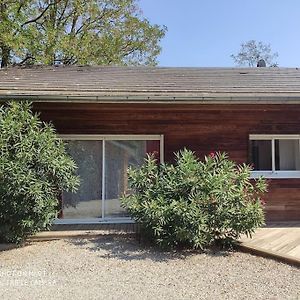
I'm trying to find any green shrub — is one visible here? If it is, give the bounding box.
[121,149,267,249]
[0,101,79,243]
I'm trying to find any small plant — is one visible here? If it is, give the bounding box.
[0,101,79,243]
[121,149,267,249]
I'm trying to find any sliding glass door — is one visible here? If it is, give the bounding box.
[61,135,163,221]
[62,140,103,219]
[104,140,147,218]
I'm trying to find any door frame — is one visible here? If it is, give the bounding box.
[55,134,164,224]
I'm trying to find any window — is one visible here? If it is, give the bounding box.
[249,140,272,171]
[59,135,164,222]
[249,135,300,178]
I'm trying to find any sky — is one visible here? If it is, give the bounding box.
[139,0,300,67]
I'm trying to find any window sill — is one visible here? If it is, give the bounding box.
[250,171,300,179]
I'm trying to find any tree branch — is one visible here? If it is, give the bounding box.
[14,55,35,66]
[57,0,69,25]
[17,1,26,14]
[75,4,109,35]
[21,0,61,27]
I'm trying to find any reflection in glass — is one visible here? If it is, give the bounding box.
[275,139,300,170]
[249,140,272,170]
[61,138,160,219]
[105,140,160,218]
[62,140,102,218]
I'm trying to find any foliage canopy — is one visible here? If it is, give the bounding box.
[231,40,278,67]
[0,0,166,67]
[122,150,267,249]
[0,101,79,243]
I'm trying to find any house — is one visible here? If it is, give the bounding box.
[1,65,300,223]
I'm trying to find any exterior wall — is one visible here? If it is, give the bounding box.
[33,102,300,222]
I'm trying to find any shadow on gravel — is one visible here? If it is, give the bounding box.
[67,235,233,262]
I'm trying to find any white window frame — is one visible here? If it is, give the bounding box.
[55,134,164,224]
[249,134,300,178]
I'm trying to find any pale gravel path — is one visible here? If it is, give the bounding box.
[0,235,299,300]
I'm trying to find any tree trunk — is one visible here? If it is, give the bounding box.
[1,45,10,68]
[0,1,9,68]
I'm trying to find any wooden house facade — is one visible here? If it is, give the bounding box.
[1,66,300,222]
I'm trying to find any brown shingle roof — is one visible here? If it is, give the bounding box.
[1,65,300,103]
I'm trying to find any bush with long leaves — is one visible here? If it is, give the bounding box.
[121,149,267,249]
[0,101,79,243]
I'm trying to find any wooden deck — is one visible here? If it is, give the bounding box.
[239,222,300,266]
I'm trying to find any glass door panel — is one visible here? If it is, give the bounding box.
[60,137,161,220]
[104,140,160,218]
[62,140,103,219]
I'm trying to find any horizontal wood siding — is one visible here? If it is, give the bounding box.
[264,179,300,221]
[33,103,300,221]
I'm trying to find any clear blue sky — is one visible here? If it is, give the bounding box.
[139,0,300,67]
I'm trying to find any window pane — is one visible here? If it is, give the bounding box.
[105,140,160,218]
[146,140,161,162]
[275,139,300,170]
[249,140,272,170]
[62,140,102,219]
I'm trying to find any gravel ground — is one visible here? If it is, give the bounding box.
[0,235,299,300]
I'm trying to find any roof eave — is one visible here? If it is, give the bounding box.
[1,94,300,104]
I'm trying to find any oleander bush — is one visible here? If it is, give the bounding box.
[121,149,267,249]
[0,101,79,243]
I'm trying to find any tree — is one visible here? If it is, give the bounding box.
[0,101,79,243]
[231,40,278,67]
[0,0,166,68]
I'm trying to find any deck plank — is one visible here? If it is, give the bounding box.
[240,222,300,266]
